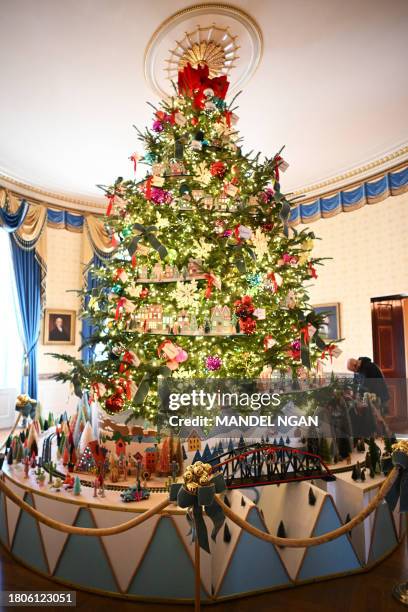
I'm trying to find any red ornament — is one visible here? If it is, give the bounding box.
[210,161,227,178]
[261,223,274,232]
[105,394,124,413]
[234,295,255,319]
[239,318,257,335]
[139,287,149,299]
[191,117,198,126]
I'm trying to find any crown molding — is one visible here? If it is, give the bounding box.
[0,173,105,214]
[293,143,408,201]
[1,144,408,214]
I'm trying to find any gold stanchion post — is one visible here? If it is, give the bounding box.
[194,529,201,612]
[392,514,408,605]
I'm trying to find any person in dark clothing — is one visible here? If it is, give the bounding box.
[347,356,390,415]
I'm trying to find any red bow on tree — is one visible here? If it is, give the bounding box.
[178,63,229,109]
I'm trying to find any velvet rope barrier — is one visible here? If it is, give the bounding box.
[0,476,170,536]
[214,466,400,548]
[0,463,400,544]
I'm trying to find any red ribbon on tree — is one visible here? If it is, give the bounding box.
[131,254,137,268]
[301,325,310,344]
[145,176,153,200]
[267,272,279,292]
[129,153,139,174]
[114,268,125,281]
[309,263,318,279]
[322,344,336,363]
[115,297,126,320]
[234,225,242,244]
[157,339,171,357]
[119,352,133,373]
[105,193,115,216]
[273,155,283,182]
[204,273,216,299]
[224,110,233,127]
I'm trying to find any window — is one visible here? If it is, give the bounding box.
[0,232,23,390]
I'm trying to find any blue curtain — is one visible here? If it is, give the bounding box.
[47,208,84,231]
[10,238,42,398]
[82,254,104,364]
[0,198,29,232]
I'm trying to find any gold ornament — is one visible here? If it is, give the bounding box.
[392,440,408,455]
[193,465,204,477]
[186,481,199,493]
[199,474,209,486]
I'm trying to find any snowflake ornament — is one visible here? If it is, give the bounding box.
[196,161,212,186]
[155,213,170,229]
[171,280,200,309]
[252,228,269,260]
[192,239,213,260]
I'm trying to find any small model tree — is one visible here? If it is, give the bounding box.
[308,486,317,506]
[337,436,352,460]
[277,520,287,548]
[73,476,82,496]
[368,438,381,473]
[157,436,170,474]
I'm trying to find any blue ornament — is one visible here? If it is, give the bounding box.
[213,97,227,110]
[202,140,210,147]
[144,152,156,164]
[247,273,263,287]
[111,284,122,294]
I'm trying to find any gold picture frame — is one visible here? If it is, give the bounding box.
[43,309,76,345]
[312,303,341,342]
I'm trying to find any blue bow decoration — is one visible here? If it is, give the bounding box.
[170,471,226,553]
[386,447,408,512]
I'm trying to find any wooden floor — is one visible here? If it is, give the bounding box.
[1,541,407,612]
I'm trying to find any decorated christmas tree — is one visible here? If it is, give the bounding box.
[54,62,335,422]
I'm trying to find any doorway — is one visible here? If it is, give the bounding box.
[371,295,408,432]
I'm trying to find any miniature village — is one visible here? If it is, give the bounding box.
[1,384,396,504]
[128,258,239,335]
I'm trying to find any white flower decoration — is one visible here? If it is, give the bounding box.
[196,161,212,187]
[171,281,200,309]
[252,228,269,260]
[192,239,213,260]
[155,213,170,229]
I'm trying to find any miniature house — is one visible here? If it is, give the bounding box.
[187,429,202,452]
[135,304,163,331]
[144,446,158,474]
[211,305,233,334]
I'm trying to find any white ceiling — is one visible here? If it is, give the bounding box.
[1,0,408,203]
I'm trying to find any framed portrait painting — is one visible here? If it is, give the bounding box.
[312,303,341,342]
[43,309,76,345]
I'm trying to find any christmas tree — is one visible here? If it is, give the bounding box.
[54,62,333,422]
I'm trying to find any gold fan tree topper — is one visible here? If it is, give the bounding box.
[166,25,240,81]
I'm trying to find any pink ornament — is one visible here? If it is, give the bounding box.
[152,120,164,132]
[205,355,222,371]
[151,187,173,205]
[175,349,188,363]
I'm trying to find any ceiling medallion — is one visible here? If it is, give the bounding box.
[144,3,263,98]
[167,25,239,81]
